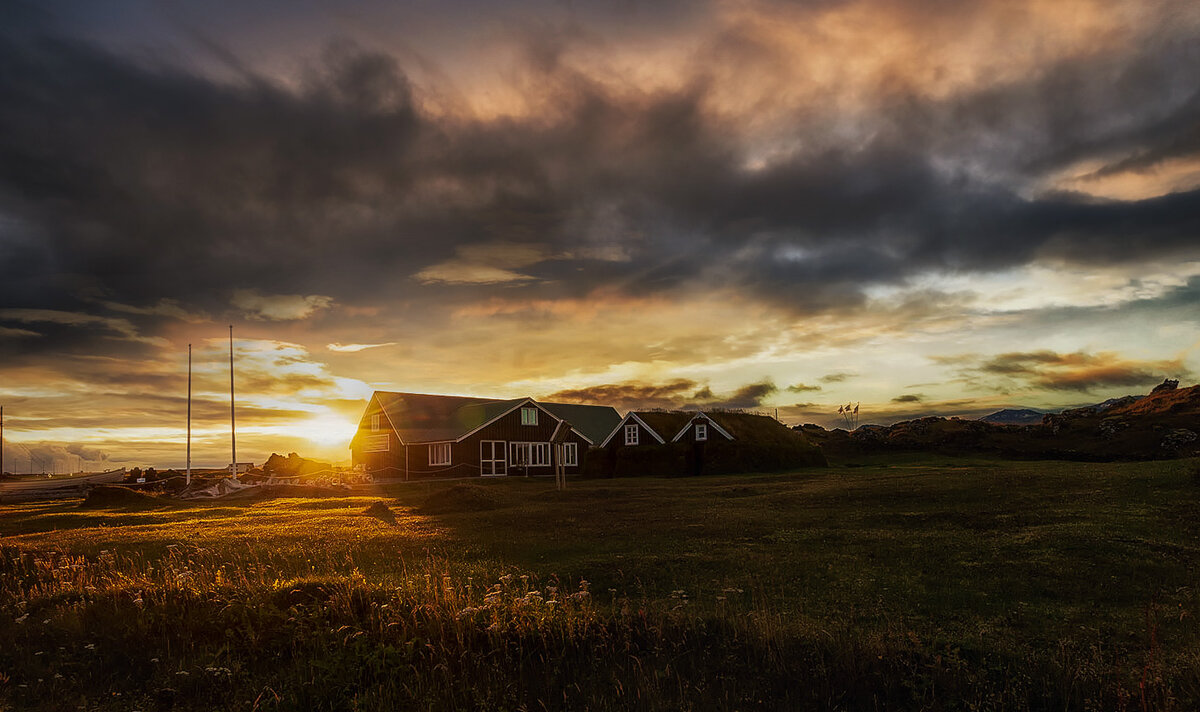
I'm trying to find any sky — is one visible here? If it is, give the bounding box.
[1,0,1198,471]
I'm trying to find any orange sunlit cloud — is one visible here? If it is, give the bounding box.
[1,0,1198,469]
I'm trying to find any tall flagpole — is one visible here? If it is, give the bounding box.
[1,405,5,477]
[229,325,236,477]
[186,344,192,485]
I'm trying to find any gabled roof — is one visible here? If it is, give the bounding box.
[600,411,692,447]
[364,392,612,445]
[669,412,734,442]
[372,392,527,443]
[632,411,697,442]
[540,402,622,445]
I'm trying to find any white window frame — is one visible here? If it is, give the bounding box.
[695,423,707,441]
[624,423,639,446]
[561,442,579,467]
[428,442,452,466]
[480,440,507,476]
[510,442,550,467]
[521,407,538,426]
[371,413,381,432]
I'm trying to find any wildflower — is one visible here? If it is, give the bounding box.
[42,619,50,624]
[53,673,63,680]
[175,671,189,676]
[34,651,44,656]
[14,614,28,624]
[84,643,96,651]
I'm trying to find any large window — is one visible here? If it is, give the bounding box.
[428,442,452,466]
[510,442,550,467]
[521,407,538,426]
[695,423,707,441]
[363,434,389,453]
[624,423,639,446]
[562,442,578,466]
[371,413,381,432]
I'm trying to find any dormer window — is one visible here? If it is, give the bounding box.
[625,423,639,445]
[695,423,707,441]
[521,407,538,426]
[371,414,381,432]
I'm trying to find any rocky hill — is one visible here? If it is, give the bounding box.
[980,408,1045,425]
[799,381,1199,461]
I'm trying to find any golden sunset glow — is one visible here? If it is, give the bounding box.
[1,0,1198,471]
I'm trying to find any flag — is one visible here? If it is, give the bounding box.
[838,405,844,414]
[853,403,859,415]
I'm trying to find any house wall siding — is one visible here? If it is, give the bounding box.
[351,403,590,479]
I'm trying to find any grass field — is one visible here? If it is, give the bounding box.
[3,458,1200,710]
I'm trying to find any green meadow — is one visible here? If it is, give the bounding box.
[3,458,1200,710]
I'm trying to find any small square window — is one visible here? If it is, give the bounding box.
[624,423,639,446]
[521,407,538,426]
[695,423,707,441]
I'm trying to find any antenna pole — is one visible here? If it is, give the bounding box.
[229,326,236,477]
[186,343,192,485]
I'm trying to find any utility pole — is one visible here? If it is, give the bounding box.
[186,343,192,485]
[229,326,236,477]
[1,405,4,476]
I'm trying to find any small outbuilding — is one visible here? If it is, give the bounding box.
[593,410,825,477]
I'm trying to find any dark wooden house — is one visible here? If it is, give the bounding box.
[597,410,824,476]
[350,392,620,479]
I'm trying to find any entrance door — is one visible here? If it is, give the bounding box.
[480,440,507,476]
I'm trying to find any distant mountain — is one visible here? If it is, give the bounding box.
[800,381,1200,462]
[980,408,1046,425]
[1091,395,1143,411]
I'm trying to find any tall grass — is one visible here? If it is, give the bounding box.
[2,540,1192,711]
[4,460,1200,710]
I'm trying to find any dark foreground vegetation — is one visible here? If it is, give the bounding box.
[3,458,1200,710]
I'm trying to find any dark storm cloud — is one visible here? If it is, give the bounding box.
[708,380,777,409]
[949,350,1192,393]
[545,379,706,411]
[1,1,1199,356]
[891,394,924,403]
[546,379,776,411]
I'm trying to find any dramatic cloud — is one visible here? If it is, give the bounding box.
[546,379,777,412]
[1,0,1198,464]
[233,291,334,321]
[962,351,1190,392]
[891,394,924,403]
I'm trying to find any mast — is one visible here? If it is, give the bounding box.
[229,325,236,477]
[1,405,5,477]
[186,343,192,485]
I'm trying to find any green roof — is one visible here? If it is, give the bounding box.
[541,402,622,444]
[364,392,619,445]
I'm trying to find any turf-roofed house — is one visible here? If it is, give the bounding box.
[596,410,826,476]
[350,392,620,479]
